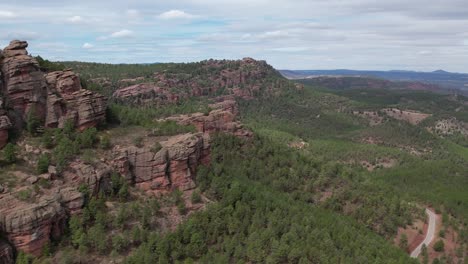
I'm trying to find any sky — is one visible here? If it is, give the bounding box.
[1,0,468,72]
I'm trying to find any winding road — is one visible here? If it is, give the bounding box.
[410,208,436,258]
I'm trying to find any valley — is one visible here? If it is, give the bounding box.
[0,40,467,264]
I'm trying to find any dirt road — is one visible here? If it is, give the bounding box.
[410,208,436,258]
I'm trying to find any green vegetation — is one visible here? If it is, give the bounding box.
[2,143,17,164]
[123,135,416,263]
[26,106,41,135]
[35,56,66,72]
[36,154,50,174]
[433,240,445,252]
[21,59,466,263]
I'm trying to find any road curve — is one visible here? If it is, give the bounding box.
[410,208,436,258]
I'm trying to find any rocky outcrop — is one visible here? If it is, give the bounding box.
[114,133,210,195]
[430,118,468,136]
[0,41,107,149]
[0,194,64,256]
[381,108,431,125]
[0,240,14,264]
[164,100,252,138]
[63,161,113,195]
[112,57,283,103]
[0,188,84,257]
[0,40,47,127]
[45,70,107,131]
[0,114,11,149]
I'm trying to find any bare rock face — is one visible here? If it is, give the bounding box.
[112,83,183,103]
[45,70,107,130]
[0,240,14,264]
[64,161,113,195]
[0,187,84,257]
[116,133,210,195]
[1,40,47,127]
[0,41,107,135]
[0,194,65,256]
[165,100,252,138]
[0,114,11,149]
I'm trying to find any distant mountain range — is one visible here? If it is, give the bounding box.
[279,69,468,95]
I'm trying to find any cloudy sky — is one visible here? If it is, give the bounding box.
[1,0,468,72]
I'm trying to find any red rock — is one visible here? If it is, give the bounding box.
[113,58,277,103]
[64,161,112,195]
[164,100,252,138]
[1,41,107,133]
[45,71,107,130]
[0,115,12,149]
[115,133,210,195]
[0,194,66,256]
[1,41,47,126]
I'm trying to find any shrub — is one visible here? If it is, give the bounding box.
[78,128,97,148]
[438,229,445,238]
[37,154,50,174]
[100,135,112,149]
[26,106,41,135]
[63,119,76,138]
[42,129,54,148]
[81,149,95,165]
[133,136,143,147]
[399,234,408,250]
[17,189,32,202]
[112,234,128,253]
[433,240,444,252]
[15,251,33,264]
[191,190,202,204]
[2,143,17,164]
[150,142,163,153]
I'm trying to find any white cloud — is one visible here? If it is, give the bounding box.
[0,11,17,19]
[82,43,94,49]
[158,10,195,19]
[110,29,134,38]
[68,15,84,23]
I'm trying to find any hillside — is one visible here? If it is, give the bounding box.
[1,40,467,264]
[280,69,468,96]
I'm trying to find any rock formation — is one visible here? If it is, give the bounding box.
[0,113,11,149]
[164,99,253,138]
[0,40,47,128]
[0,187,84,257]
[63,161,113,195]
[113,133,210,195]
[0,40,107,150]
[112,57,282,103]
[45,70,107,131]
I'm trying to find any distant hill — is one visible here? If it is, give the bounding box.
[295,76,467,96]
[279,69,468,95]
